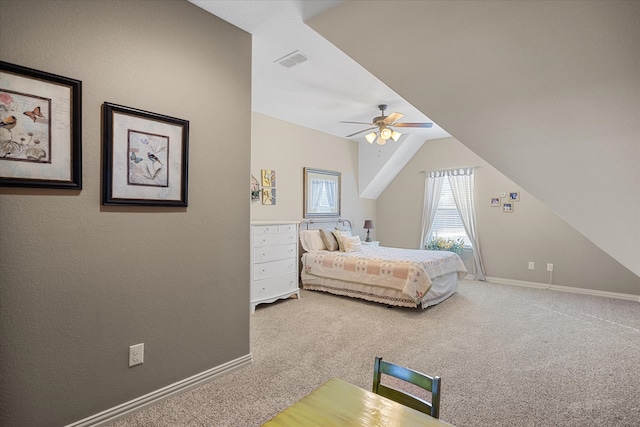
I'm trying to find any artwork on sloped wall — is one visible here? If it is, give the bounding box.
[102,102,189,207]
[490,197,500,207]
[508,191,520,202]
[0,61,82,189]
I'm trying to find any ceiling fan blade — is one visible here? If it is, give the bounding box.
[383,112,404,125]
[392,122,433,128]
[340,121,375,126]
[345,127,377,138]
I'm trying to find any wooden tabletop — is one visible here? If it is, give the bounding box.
[262,377,454,426]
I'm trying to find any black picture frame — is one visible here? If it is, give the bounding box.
[0,61,82,189]
[102,102,189,207]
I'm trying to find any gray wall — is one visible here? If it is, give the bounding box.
[0,1,251,426]
[378,137,639,295]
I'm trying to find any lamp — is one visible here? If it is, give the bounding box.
[364,127,402,146]
[363,219,374,242]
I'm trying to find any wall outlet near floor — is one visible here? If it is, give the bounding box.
[528,261,535,270]
[129,343,144,367]
[547,263,554,272]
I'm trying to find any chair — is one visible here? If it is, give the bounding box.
[372,357,441,419]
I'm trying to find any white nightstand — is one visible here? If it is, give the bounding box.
[361,241,380,247]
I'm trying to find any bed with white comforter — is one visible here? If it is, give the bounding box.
[301,244,467,309]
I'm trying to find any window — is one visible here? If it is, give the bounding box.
[427,178,470,246]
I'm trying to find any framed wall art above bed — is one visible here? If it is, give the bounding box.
[303,167,341,218]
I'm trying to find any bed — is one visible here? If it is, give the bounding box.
[299,220,467,309]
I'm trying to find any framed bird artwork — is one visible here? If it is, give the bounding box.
[0,61,82,189]
[102,102,189,207]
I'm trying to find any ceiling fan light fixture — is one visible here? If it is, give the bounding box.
[379,127,392,140]
[365,132,377,144]
[391,130,402,142]
[376,136,386,145]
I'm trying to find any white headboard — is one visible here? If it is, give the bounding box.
[300,218,352,232]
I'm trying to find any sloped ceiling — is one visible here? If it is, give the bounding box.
[307,1,640,277]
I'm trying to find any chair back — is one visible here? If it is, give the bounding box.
[372,357,441,419]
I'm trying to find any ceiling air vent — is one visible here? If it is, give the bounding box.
[274,50,310,68]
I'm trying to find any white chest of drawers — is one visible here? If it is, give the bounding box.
[251,221,300,312]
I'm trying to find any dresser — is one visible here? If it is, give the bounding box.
[251,221,300,313]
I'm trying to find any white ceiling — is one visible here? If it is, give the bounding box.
[189,0,450,144]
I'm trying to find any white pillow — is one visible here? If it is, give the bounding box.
[342,235,363,253]
[299,230,327,252]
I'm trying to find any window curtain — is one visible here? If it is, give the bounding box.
[310,179,325,211]
[421,168,486,281]
[419,172,444,249]
[447,168,486,280]
[324,180,335,208]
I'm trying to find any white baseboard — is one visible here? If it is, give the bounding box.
[66,353,253,427]
[485,276,640,303]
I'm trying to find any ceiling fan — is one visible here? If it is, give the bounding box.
[340,104,433,145]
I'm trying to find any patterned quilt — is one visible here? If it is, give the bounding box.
[301,246,467,303]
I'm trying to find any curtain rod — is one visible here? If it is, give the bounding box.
[419,166,480,174]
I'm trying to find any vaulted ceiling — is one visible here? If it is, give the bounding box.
[192,0,640,278]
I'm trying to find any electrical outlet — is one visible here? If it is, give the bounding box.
[547,263,554,272]
[129,343,144,367]
[528,262,535,270]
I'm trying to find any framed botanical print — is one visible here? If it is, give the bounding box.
[0,61,82,189]
[102,102,189,207]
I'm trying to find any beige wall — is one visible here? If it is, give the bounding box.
[251,112,376,241]
[0,1,251,425]
[309,0,640,277]
[378,138,640,295]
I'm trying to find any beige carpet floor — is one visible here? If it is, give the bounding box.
[107,279,640,426]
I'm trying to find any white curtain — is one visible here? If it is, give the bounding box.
[448,168,486,280]
[324,180,335,208]
[310,180,324,211]
[419,172,444,249]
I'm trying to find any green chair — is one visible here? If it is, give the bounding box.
[372,357,441,419]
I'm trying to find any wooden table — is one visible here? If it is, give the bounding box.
[262,377,454,426]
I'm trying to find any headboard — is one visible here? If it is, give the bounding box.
[298,218,353,259]
[299,218,352,232]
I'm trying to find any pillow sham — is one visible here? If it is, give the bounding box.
[319,229,339,251]
[332,229,352,252]
[299,230,327,252]
[342,235,363,253]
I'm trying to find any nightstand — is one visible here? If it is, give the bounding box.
[361,241,380,247]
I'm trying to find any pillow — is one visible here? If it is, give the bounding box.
[332,229,352,252]
[319,229,339,251]
[299,230,327,252]
[342,235,363,253]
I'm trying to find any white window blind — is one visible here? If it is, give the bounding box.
[429,178,470,245]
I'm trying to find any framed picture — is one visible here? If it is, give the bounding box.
[262,188,276,205]
[303,167,341,218]
[261,169,276,187]
[508,191,520,202]
[490,197,500,207]
[503,203,514,213]
[0,61,81,189]
[102,102,188,207]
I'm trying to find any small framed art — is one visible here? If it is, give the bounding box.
[261,169,276,187]
[503,203,514,213]
[102,102,189,206]
[508,192,520,202]
[490,197,500,207]
[0,61,82,189]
